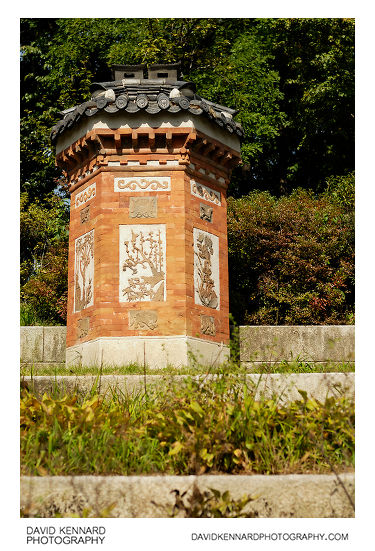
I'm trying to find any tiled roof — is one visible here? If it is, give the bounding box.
[50,75,244,144]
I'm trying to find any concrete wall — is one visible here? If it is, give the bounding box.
[24,373,354,403]
[240,325,354,367]
[20,326,66,366]
[20,325,355,367]
[21,473,355,518]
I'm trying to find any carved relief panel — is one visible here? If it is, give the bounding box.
[74,229,94,313]
[129,310,158,331]
[191,180,221,205]
[77,318,90,339]
[129,196,158,218]
[80,205,90,224]
[193,228,220,310]
[115,176,171,192]
[119,224,166,302]
[200,203,213,222]
[200,315,216,336]
[75,182,96,208]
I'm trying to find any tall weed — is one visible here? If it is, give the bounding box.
[21,375,354,476]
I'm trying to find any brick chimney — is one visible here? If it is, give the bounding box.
[51,63,243,368]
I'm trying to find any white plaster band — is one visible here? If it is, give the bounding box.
[66,335,229,369]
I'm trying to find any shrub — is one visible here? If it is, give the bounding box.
[324,171,355,211]
[227,188,354,325]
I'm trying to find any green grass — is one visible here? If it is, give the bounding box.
[254,359,354,373]
[20,362,206,377]
[21,374,354,477]
[20,358,354,377]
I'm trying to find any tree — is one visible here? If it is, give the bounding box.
[21,18,354,199]
[20,193,69,324]
[20,18,355,324]
[251,18,355,195]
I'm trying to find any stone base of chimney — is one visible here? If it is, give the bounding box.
[66,336,229,369]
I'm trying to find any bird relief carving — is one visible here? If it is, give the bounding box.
[120,224,166,302]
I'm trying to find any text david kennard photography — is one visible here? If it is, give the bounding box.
[26,526,106,545]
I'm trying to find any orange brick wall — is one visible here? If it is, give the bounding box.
[67,158,231,350]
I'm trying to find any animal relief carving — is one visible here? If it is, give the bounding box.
[129,310,158,331]
[200,203,213,222]
[80,205,90,224]
[201,315,216,336]
[77,318,90,339]
[120,224,166,303]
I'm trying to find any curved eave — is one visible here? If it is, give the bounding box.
[51,93,244,145]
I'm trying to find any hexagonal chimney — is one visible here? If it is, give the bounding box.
[51,64,243,369]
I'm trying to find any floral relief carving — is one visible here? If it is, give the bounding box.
[74,230,94,312]
[120,224,166,303]
[194,229,220,310]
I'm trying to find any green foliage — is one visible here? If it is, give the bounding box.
[20,18,354,323]
[20,377,354,477]
[20,358,354,378]
[228,189,354,325]
[20,193,69,325]
[188,28,286,193]
[324,171,355,211]
[251,18,355,194]
[256,359,354,374]
[169,485,257,518]
[21,18,354,198]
